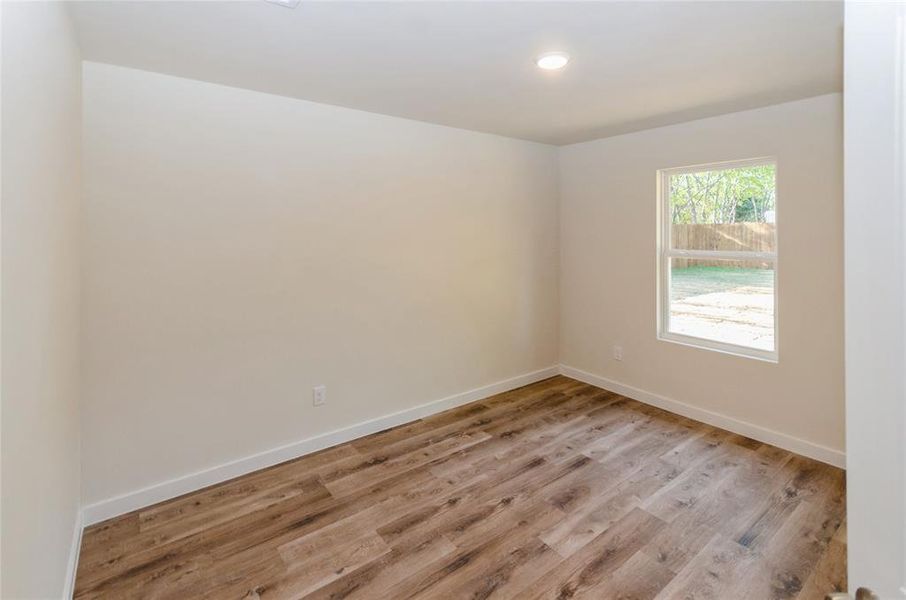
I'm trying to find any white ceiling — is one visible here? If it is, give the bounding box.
[69,1,843,146]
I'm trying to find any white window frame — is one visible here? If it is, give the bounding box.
[656,157,779,362]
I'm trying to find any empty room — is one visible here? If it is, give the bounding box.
[2,1,905,599]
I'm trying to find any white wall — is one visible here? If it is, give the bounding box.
[80,62,559,506]
[843,2,906,596]
[1,2,83,598]
[559,94,844,459]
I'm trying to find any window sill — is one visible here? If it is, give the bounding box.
[657,331,779,363]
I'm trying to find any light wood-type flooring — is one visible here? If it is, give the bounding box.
[74,376,846,599]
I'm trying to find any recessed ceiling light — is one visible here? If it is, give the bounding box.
[263,0,302,8]
[536,52,569,71]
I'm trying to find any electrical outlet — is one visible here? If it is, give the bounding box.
[313,385,327,407]
[613,345,623,361]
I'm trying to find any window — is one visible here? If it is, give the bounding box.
[657,158,777,361]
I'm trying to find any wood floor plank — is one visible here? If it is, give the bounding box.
[75,466,443,596]
[301,533,459,600]
[652,533,760,600]
[640,440,744,523]
[74,376,846,600]
[798,519,847,599]
[357,377,587,446]
[732,495,845,600]
[181,547,286,600]
[539,458,681,558]
[659,425,729,466]
[517,507,666,600]
[270,530,391,598]
[588,549,677,600]
[321,429,492,497]
[640,515,719,575]
[732,455,842,551]
[382,499,565,599]
[427,388,618,483]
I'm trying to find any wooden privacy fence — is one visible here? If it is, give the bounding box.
[671,222,775,268]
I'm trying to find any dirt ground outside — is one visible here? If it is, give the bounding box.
[669,266,775,352]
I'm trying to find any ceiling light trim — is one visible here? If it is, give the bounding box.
[536,52,570,71]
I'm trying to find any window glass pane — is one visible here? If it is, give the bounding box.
[669,258,774,352]
[669,164,776,252]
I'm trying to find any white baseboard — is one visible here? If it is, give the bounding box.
[63,508,83,599]
[80,362,842,529]
[559,364,846,469]
[81,366,560,526]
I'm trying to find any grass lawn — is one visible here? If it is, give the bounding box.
[670,265,774,302]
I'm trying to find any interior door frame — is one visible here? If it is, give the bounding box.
[844,1,906,596]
